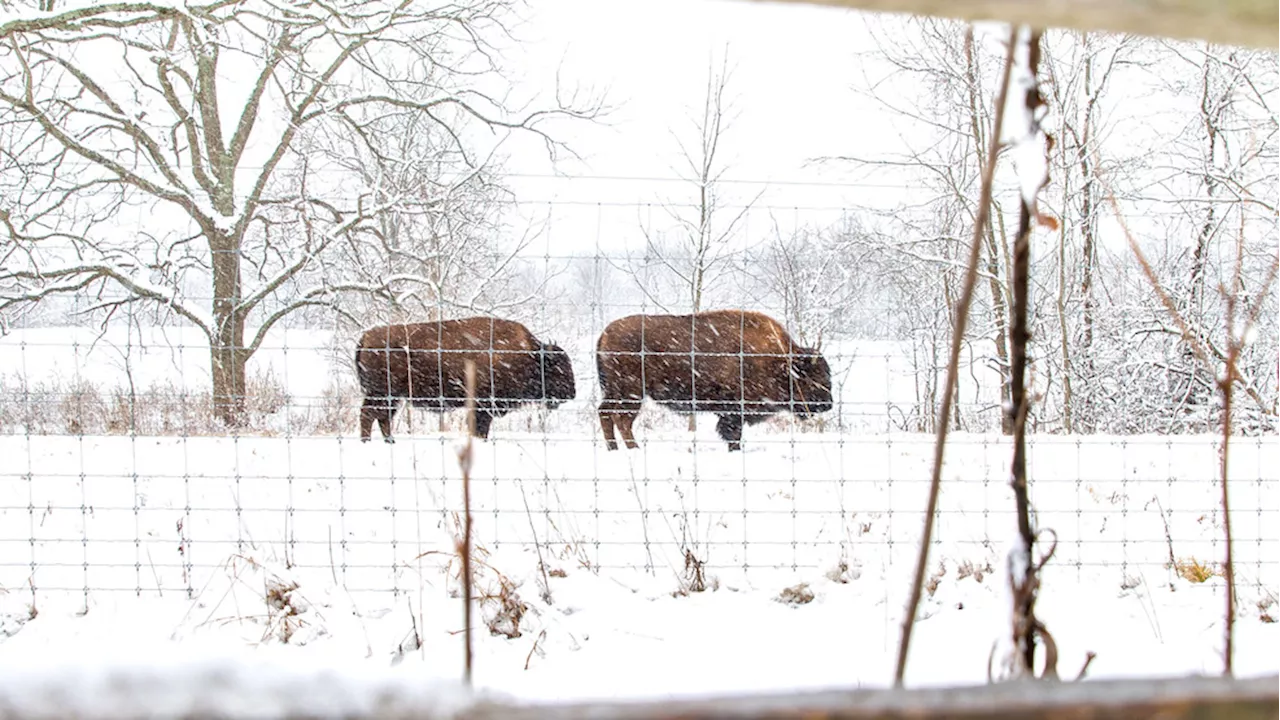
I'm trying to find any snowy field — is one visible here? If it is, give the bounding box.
[0,430,1276,701]
[0,325,1276,702]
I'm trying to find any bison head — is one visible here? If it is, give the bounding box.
[536,343,576,408]
[789,347,833,417]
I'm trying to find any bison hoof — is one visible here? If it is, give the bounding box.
[383,437,395,445]
[360,436,370,444]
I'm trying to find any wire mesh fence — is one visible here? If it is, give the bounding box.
[1,0,1278,708]
[0,189,1277,696]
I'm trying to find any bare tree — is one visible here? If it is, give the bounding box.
[751,214,878,346]
[624,48,760,316]
[1038,30,1140,432]
[617,47,760,432]
[1064,40,1279,433]
[293,107,542,331]
[827,17,1015,433]
[0,0,601,426]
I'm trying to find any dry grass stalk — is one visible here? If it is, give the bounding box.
[777,583,815,606]
[1174,558,1219,584]
[459,359,477,686]
[0,370,361,437]
[1218,227,1241,674]
[894,23,1018,689]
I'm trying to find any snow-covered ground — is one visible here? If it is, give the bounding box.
[1,325,1275,699]
[0,430,1275,701]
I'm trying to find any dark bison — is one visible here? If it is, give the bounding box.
[595,310,832,451]
[355,317,576,442]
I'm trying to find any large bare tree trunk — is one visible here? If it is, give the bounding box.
[0,0,601,439]
[211,232,247,427]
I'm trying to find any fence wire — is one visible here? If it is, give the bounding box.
[0,195,1276,684]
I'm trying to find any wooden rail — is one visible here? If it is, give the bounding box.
[1,670,1274,719]
[464,674,1280,720]
[745,0,1277,48]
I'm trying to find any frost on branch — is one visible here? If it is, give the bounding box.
[1000,26,1057,233]
[0,0,603,427]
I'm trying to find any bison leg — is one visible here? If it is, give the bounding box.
[377,401,398,443]
[716,414,744,452]
[359,399,375,442]
[598,399,640,451]
[598,409,619,451]
[472,411,494,439]
[615,412,640,450]
[360,396,397,444]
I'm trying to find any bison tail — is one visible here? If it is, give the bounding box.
[594,346,608,391]
[354,345,375,394]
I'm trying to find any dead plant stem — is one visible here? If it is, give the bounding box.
[1007,26,1049,677]
[518,479,554,605]
[1105,190,1279,676]
[1218,217,1245,676]
[460,360,477,686]
[1220,315,1235,676]
[894,24,1018,690]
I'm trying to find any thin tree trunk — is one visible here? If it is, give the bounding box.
[984,228,1013,434]
[1174,55,1222,427]
[1189,52,1218,321]
[965,28,1012,435]
[943,271,963,429]
[1056,184,1074,434]
[1078,55,1098,432]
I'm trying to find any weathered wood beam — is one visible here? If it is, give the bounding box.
[740,0,1278,49]
[1,669,1274,718]
[465,674,1280,720]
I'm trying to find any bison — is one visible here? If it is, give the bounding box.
[355,317,576,442]
[595,310,832,451]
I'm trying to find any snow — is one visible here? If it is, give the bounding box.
[1002,26,1052,211]
[0,639,478,719]
[0,324,1276,699]
[0,430,1275,702]
[989,534,1031,682]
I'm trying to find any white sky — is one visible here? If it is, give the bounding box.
[5,0,1270,321]
[463,0,1276,266]
[500,0,893,179]
[473,0,931,255]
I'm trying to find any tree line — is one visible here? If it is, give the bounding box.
[2,5,1275,434]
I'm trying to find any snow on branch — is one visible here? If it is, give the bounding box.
[243,273,439,357]
[0,0,240,37]
[235,196,405,317]
[0,261,214,337]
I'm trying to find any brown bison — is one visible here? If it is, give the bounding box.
[595,310,832,451]
[355,317,576,442]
